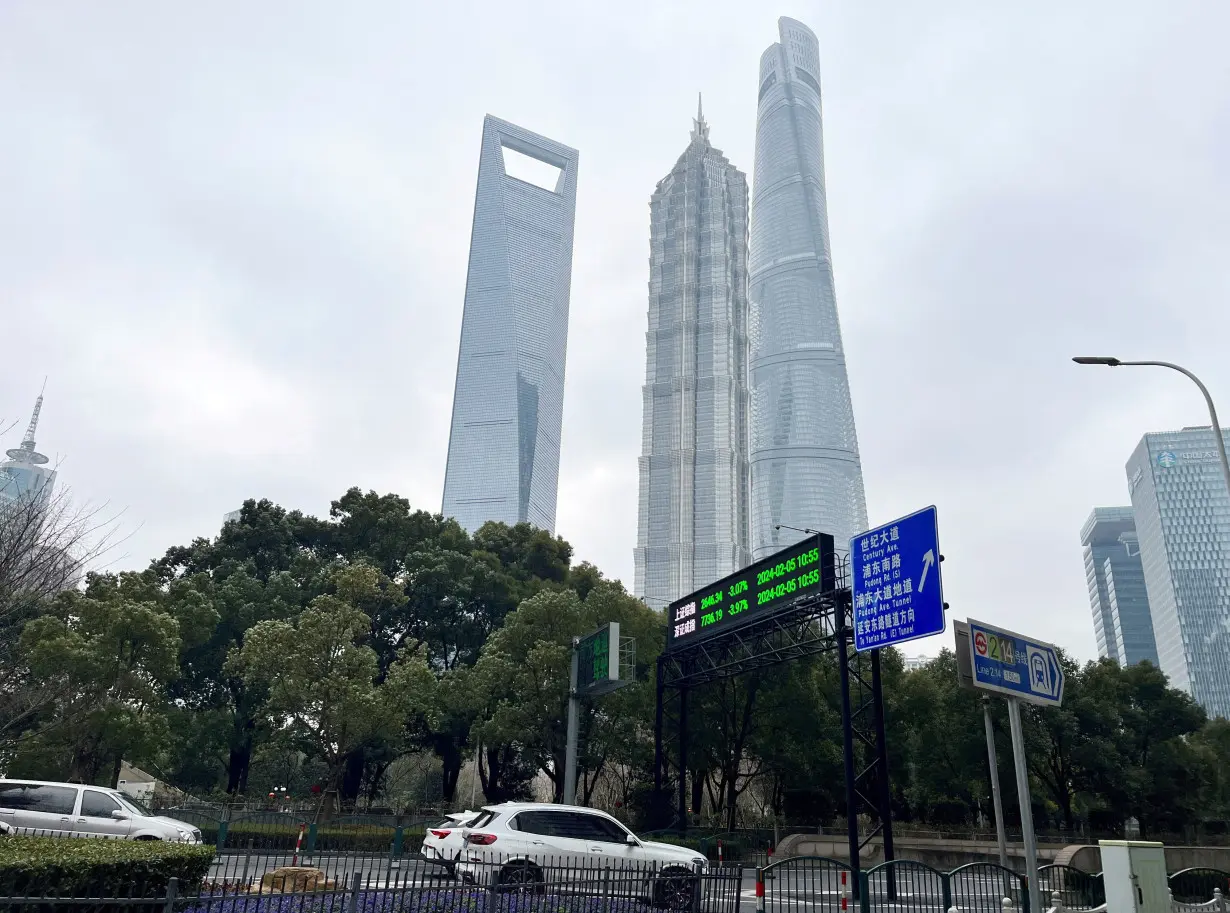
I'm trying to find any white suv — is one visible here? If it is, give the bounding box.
[455,803,707,909]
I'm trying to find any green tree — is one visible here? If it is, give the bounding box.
[153,501,326,795]
[12,571,186,786]
[231,563,436,799]
[470,579,661,804]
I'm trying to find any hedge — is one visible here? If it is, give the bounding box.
[0,837,215,897]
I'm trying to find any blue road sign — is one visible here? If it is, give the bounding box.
[851,506,946,652]
[967,618,1065,706]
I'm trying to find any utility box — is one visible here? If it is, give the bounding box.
[1100,840,1169,913]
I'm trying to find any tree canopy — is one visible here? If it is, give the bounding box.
[1,485,1225,841]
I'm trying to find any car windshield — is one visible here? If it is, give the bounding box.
[115,793,153,817]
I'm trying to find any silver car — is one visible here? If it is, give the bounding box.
[0,779,203,842]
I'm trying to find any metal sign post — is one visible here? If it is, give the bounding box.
[957,617,1066,913]
[957,621,1009,871]
[1007,697,1041,913]
[982,696,1009,871]
[563,641,581,806]
[564,622,632,806]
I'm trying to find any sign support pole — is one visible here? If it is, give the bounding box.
[563,637,580,806]
[870,649,896,897]
[982,696,1009,871]
[837,613,862,897]
[1006,697,1041,913]
[677,684,689,833]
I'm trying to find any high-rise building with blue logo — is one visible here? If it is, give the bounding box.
[748,17,867,560]
[1127,426,1230,719]
[634,100,751,609]
[1080,507,1159,666]
[441,116,579,534]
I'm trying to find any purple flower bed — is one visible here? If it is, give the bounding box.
[181,889,660,913]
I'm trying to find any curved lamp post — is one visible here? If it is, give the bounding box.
[1072,356,1230,498]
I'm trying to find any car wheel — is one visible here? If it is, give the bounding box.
[653,866,698,912]
[498,861,545,895]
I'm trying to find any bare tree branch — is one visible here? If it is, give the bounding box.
[0,478,133,747]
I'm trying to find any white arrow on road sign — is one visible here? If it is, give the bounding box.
[919,549,935,593]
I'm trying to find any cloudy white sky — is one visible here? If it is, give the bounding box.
[3,1,1229,661]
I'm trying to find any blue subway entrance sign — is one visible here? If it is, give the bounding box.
[967,618,1065,706]
[851,505,946,652]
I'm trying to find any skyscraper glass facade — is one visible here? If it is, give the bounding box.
[634,106,751,609]
[1080,506,1158,666]
[441,116,579,535]
[1127,427,1230,719]
[748,17,867,560]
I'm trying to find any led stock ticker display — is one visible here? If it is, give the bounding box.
[666,534,835,652]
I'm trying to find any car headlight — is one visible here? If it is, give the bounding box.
[692,857,706,868]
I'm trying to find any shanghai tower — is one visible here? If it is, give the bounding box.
[442,116,579,534]
[748,17,867,559]
[634,100,751,609]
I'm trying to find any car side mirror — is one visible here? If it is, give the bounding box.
[111,810,130,820]
[626,833,638,846]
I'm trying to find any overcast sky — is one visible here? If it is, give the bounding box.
[3,1,1229,661]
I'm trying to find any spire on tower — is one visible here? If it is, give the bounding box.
[6,380,49,465]
[690,92,710,144]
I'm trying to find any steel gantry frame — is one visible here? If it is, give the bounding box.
[652,542,896,896]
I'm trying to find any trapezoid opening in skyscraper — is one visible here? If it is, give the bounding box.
[441,116,579,535]
[749,17,868,560]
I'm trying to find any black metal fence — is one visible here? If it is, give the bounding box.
[755,857,1230,913]
[0,858,743,913]
[3,847,1229,913]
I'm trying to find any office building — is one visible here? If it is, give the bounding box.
[748,17,868,560]
[1127,427,1230,719]
[0,389,55,508]
[441,116,579,534]
[634,99,752,609]
[1080,507,1159,666]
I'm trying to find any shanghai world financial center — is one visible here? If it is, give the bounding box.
[441,19,868,614]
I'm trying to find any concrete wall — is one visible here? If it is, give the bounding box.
[1055,844,1230,874]
[778,835,1230,874]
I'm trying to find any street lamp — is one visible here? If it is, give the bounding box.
[1072,356,1230,499]
[775,523,821,536]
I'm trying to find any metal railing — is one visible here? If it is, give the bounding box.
[755,858,1230,913]
[0,853,744,913]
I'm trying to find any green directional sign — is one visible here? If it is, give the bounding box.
[576,622,622,696]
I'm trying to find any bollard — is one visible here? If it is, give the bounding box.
[1050,890,1064,913]
[1212,887,1224,913]
[162,878,179,913]
[841,869,849,912]
[718,839,723,866]
[755,867,765,913]
[292,823,305,867]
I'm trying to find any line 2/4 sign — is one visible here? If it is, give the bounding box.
[975,629,1016,665]
[966,618,1065,706]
